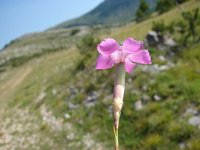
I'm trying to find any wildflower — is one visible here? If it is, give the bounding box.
[96,38,151,73]
[96,38,152,150]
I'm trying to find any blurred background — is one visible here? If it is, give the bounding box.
[0,0,200,149]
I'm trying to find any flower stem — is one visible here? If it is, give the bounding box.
[113,125,119,150]
[112,64,125,150]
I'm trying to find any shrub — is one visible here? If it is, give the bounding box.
[156,0,175,14]
[147,110,172,133]
[70,28,80,36]
[75,59,85,71]
[187,138,200,150]
[76,34,99,54]
[181,8,200,46]
[152,20,167,34]
[136,0,149,21]
[143,134,163,150]
[177,0,189,4]
[167,121,194,142]
[151,8,200,48]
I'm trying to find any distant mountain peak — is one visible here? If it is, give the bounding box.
[54,0,156,29]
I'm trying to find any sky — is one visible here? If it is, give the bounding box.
[0,0,103,49]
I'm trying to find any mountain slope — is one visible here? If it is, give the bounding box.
[55,0,156,28]
[0,0,200,149]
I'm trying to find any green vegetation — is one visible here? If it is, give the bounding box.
[156,0,175,14]
[136,0,150,21]
[54,0,156,28]
[151,8,200,47]
[0,0,200,149]
[76,34,99,54]
[155,0,189,14]
[70,28,80,36]
[0,47,63,68]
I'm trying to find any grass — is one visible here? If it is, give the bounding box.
[110,0,200,41]
[0,0,200,149]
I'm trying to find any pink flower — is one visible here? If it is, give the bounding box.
[96,38,152,73]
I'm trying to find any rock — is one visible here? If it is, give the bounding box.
[159,62,175,71]
[64,113,70,119]
[68,102,78,109]
[142,62,175,74]
[179,142,186,149]
[66,132,75,140]
[163,35,177,47]
[83,92,99,107]
[134,100,143,111]
[159,65,170,71]
[186,108,198,116]
[84,97,96,107]
[154,95,161,101]
[68,87,78,95]
[128,78,132,83]
[167,62,175,68]
[40,106,63,131]
[142,85,148,91]
[66,87,79,101]
[145,31,160,46]
[142,95,150,102]
[158,55,166,62]
[36,92,46,102]
[145,30,176,49]
[131,89,140,95]
[183,105,199,118]
[142,64,160,74]
[188,116,200,126]
[52,89,57,95]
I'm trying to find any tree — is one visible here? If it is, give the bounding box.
[176,0,189,4]
[156,0,174,14]
[181,8,200,46]
[136,0,149,21]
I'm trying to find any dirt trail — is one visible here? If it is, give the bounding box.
[0,67,32,114]
[0,67,32,99]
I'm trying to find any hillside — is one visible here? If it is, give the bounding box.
[0,0,200,149]
[0,27,93,68]
[0,0,156,60]
[54,0,156,28]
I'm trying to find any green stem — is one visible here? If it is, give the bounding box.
[112,63,126,150]
[113,125,119,150]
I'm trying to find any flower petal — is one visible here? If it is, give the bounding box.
[125,58,137,73]
[97,38,120,55]
[128,50,152,64]
[122,38,144,53]
[96,54,115,70]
